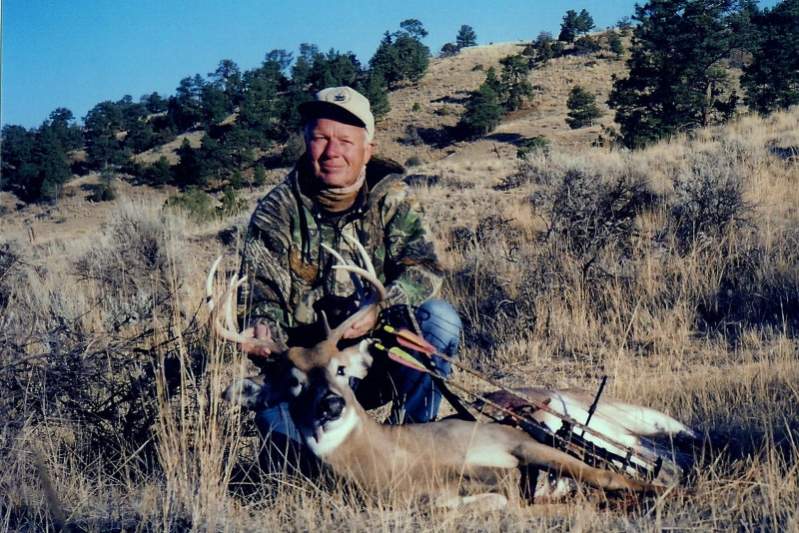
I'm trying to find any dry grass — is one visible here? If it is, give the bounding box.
[2,48,799,531]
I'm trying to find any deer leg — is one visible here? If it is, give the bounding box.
[511,438,652,492]
[435,492,509,511]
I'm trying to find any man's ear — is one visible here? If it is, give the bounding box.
[364,139,374,165]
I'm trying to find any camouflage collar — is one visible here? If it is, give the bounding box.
[290,156,406,218]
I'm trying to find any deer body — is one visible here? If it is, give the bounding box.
[207,244,695,508]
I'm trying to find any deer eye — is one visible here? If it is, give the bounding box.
[336,366,346,376]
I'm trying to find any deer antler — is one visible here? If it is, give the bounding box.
[321,233,387,344]
[206,256,287,354]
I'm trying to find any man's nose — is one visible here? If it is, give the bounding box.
[323,138,342,158]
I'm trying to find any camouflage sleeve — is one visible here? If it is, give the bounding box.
[381,182,444,308]
[237,193,293,347]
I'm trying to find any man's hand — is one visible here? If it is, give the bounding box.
[342,306,379,339]
[239,322,273,358]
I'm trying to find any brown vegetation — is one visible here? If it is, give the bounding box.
[2,46,798,530]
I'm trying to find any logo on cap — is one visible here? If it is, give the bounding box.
[333,90,349,102]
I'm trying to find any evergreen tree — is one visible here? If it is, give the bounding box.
[84,101,128,169]
[499,55,533,111]
[1,125,36,196]
[608,31,625,57]
[741,0,799,114]
[208,59,243,108]
[125,118,157,153]
[369,22,430,88]
[439,42,459,57]
[364,71,391,119]
[456,25,478,49]
[145,156,173,186]
[457,77,504,138]
[575,9,596,35]
[175,138,207,187]
[399,18,428,39]
[141,92,167,114]
[559,10,580,42]
[169,76,205,131]
[566,86,602,128]
[239,52,289,146]
[31,124,71,202]
[200,83,229,126]
[47,108,83,151]
[608,0,738,149]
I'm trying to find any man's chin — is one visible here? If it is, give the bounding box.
[318,171,357,189]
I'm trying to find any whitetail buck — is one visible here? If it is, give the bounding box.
[207,238,695,508]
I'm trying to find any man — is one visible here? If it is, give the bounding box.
[237,86,461,470]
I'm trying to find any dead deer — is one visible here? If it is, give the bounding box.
[207,238,694,508]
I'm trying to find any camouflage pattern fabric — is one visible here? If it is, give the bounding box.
[238,157,443,347]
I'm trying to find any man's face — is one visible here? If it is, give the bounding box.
[306,118,373,188]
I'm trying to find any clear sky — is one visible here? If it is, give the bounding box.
[0,0,761,129]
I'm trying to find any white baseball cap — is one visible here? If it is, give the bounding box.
[299,86,375,141]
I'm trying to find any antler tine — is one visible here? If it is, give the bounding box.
[206,256,286,353]
[206,255,225,311]
[332,265,387,300]
[225,274,248,333]
[342,233,377,277]
[321,242,365,296]
[320,310,332,337]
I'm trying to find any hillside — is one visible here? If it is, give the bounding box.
[2,39,799,531]
[0,39,628,245]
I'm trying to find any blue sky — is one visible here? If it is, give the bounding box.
[0,0,764,129]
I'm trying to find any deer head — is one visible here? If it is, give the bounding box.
[208,234,386,410]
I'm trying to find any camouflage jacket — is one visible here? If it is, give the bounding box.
[238,157,443,347]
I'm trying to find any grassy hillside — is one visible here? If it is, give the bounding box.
[2,42,798,531]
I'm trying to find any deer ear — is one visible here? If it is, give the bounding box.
[358,339,374,369]
[223,377,265,410]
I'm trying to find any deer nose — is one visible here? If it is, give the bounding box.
[320,394,345,421]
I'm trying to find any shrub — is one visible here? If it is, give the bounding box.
[573,36,601,56]
[219,186,247,218]
[516,136,550,159]
[144,156,174,186]
[164,186,217,222]
[92,181,117,202]
[252,164,267,187]
[670,161,749,249]
[545,169,656,267]
[405,155,423,167]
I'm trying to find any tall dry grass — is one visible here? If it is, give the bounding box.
[2,110,798,531]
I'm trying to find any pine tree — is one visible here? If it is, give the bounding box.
[175,138,206,187]
[608,0,737,149]
[499,55,533,111]
[84,101,128,169]
[440,43,459,57]
[575,9,596,35]
[566,86,602,128]
[145,156,173,186]
[608,31,624,57]
[457,78,504,138]
[456,25,478,49]
[741,0,799,114]
[364,71,391,119]
[369,22,430,88]
[559,10,580,42]
[32,124,71,202]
